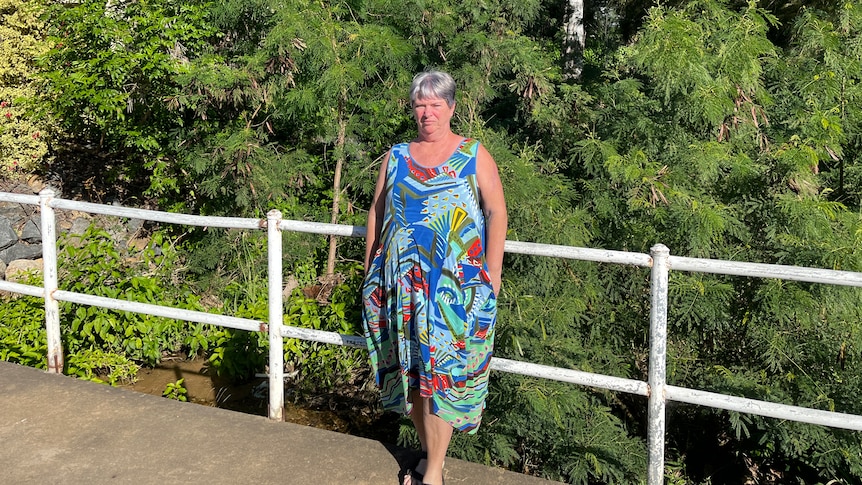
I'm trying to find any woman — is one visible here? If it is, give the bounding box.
[361,70,507,485]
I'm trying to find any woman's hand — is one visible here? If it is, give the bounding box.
[490,272,502,297]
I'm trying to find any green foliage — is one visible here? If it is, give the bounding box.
[0,294,47,368]
[66,348,139,385]
[0,289,140,384]
[144,0,417,218]
[770,2,862,206]
[628,0,777,132]
[563,1,862,482]
[0,0,52,173]
[162,378,188,401]
[282,264,366,392]
[39,0,216,185]
[59,225,211,366]
[488,376,646,484]
[200,242,368,387]
[206,328,268,382]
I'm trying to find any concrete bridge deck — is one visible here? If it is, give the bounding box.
[0,361,560,484]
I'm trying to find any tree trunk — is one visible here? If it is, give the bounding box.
[563,0,586,81]
[326,96,347,277]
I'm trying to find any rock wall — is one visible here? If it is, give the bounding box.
[0,181,100,282]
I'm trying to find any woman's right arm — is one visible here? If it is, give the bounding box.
[364,151,391,272]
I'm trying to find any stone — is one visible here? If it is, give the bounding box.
[69,217,91,236]
[283,275,300,299]
[0,243,43,264]
[20,218,41,243]
[126,217,144,235]
[5,258,42,282]
[57,210,90,231]
[63,217,93,248]
[0,202,27,223]
[0,259,6,280]
[127,237,149,251]
[27,175,47,194]
[0,219,18,251]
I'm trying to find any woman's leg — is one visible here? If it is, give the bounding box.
[409,390,451,485]
[409,390,429,455]
[408,389,429,479]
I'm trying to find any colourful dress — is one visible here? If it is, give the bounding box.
[361,138,497,434]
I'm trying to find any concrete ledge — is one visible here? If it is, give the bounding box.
[0,361,560,484]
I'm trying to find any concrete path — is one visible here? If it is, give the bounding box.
[0,361,561,484]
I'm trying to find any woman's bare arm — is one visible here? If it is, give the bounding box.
[364,151,391,272]
[476,143,508,295]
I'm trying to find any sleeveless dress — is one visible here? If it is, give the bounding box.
[361,138,497,434]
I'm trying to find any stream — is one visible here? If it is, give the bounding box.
[118,359,400,443]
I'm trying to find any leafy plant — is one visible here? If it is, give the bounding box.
[162,378,188,401]
[66,348,138,385]
[40,0,215,153]
[282,265,366,393]
[59,224,212,366]
[0,294,47,369]
[0,0,52,174]
[206,326,268,382]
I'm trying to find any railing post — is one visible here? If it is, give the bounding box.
[266,210,285,421]
[647,243,670,485]
[39,189,62,374]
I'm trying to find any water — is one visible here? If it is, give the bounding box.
[118,358,400,443]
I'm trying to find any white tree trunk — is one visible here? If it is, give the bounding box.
[564,0,586,81]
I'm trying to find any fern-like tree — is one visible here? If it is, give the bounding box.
[263,0,414,275]
[559,1,862,482]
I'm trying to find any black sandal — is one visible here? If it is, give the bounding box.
[402,452,427,485]
[403,468,425,485]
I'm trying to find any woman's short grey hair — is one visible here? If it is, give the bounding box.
[410,70,456,107]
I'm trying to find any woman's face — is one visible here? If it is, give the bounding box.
[412,96,455,139]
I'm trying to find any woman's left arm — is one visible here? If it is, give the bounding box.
[476,143,508,296]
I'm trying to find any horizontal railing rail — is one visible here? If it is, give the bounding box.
[1,189,861,485]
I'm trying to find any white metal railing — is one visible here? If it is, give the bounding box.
[2,189,862,484]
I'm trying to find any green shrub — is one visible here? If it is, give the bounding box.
[0,0,52,174]
[59,225,212,366]
[162,378,187,401]
[206,326,268,382]
[66,348,138,385]
[0,294,47,368]
[205,258,367,387]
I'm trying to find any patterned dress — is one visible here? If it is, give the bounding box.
[361,138,497,434]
